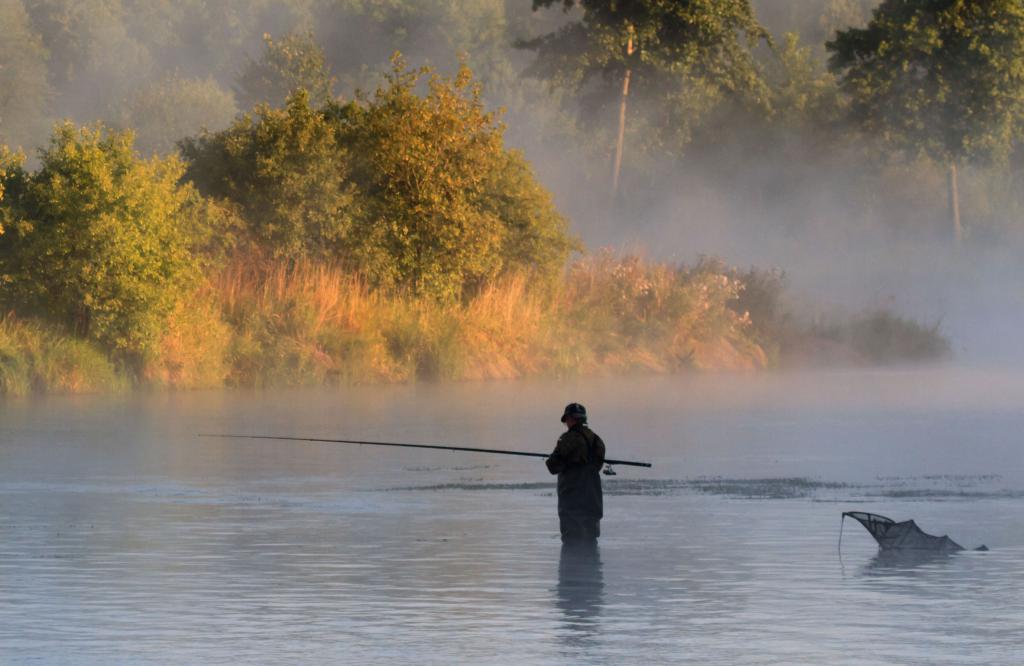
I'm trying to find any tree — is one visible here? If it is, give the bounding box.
[751,0,878,49]
[235,31,337,110]
[524,0,770,195]
[23,0,153,123]
[0,0,52,150]
[828,0,1024,241]
[185,56,574,300]
[181,90,354,260]
[0,124,198,367]
[767,33,841,128]
[479,149,577,287]
[119,74,238,155]
[334,56,574,299]
[316,0,514,92]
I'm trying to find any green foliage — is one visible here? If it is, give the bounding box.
[767,33,841,126]
[0,147,23,236]
[118,74,237,155]
[236,31,337,110]
[319,0,514,90]
[178,193,248,269]
[0,313,123,395]
[0,123,198,366]
[335,57,574,298]
[0,0,52,150]
[185,58,575,300]
[24,0,153,121]
[828,0,1024,166]
[480,149,577,288]
[181,90,355,260]
[119,0,304,80]
[524,0,771,152]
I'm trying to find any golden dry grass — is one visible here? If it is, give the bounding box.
[2,250,952,394]
[159,252,770,389]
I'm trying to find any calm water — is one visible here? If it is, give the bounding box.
[2,369,1023,664]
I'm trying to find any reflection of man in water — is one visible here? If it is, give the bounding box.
[546,403,605,541]
[557,538,604,637]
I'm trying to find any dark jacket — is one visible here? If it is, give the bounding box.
[546,423,605,520]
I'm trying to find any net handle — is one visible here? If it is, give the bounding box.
[838,513,846,555]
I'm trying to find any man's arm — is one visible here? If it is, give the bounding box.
[546,431,582,475]
[544,428,585,475]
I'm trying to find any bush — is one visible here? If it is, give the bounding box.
[181,91,355,260]
[184,56,576,300]
[845,310,950,363]
[729,266,789,361]
[562,252,762,371]
[119,74,237,155]
[335,56,575,299]
[0,123,198,368]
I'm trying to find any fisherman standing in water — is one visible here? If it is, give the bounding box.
[546,403,606,541]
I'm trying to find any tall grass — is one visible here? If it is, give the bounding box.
[560,253,767,372]
[0,253,951,395]
[199,253,768,388]
[214,260,404,385]
[143,290,232,387]
[0,314,124,395]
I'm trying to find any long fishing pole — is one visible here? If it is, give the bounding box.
[198,433,652,468]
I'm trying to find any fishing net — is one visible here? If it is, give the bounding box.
[842,511,964,552]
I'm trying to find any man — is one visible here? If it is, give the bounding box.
[546,402,606,541]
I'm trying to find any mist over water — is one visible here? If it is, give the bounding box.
[2,370,1023,663]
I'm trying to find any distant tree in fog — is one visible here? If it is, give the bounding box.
[118,74,237,156]
[235,31,337,110]
[0,0,52,150]
[22,0,153,122]
[522,0,770,196]
[766,33,842,127]
[828,0,1024,242]
[752,0,879,49]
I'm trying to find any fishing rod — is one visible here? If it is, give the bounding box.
[198,433,652,468]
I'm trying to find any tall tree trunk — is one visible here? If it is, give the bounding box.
[948,161,962,243]
[611,29,635,199]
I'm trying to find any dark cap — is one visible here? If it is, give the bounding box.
[560,402,587,423]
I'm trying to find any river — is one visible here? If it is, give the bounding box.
[2,368,1023,664]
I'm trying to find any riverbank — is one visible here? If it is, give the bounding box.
[0,253,949,396]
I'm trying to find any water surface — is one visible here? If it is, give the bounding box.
[2,369,1023,664]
